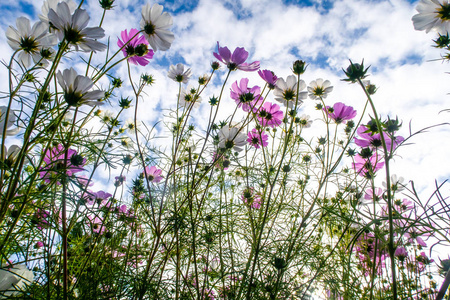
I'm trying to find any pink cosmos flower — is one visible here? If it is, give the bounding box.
[35,241,44,249]
[394,247,408,261]
[33,209,51,230]
[77,175,94,187]
[324,102,357,124]
[85,190,112,207]
[364,187,384,201]
[39,144,86,184]
[352,154,384,178]
[354,233,387,276]
[212,152,230,170]
[117,28,154,66]
[213,42,259,71]
[255,102,283,128]
[114,175,126,187]
[404,226,430,247]
[230,78,263,112]
[354,125,404,151]
[143,166,163,183]
[415,252,434,272]
[393,198,414,212]
[241,187,262,209]
[87,215,106,234]
[117,204,136,220]
[247,129,269,149]
[258,69,277,89]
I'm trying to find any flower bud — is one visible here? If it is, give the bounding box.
[343,60,369,83]
[292,60,307,75]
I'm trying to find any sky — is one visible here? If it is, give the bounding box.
[0,0,449,204]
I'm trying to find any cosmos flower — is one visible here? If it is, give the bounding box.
[87,215,106,234]
[258,69,278,89]
[382,174,405,192]
[324,102,357,124]
[273,75,307,108]
[247,129,269,149]
[307,78,333,100]
[117,28,154,66]
[241,187,262,209]
[352,154,384,178]
[0,264,34,297]
[393,198,414,212]
[143,166,163,183]
[5,17,57,68]
[212,152,230,170]
[33,209,51,230]
[0,106,20,136]
[298,114,313,128]
[218,125,247,152]
[364,187,384,201]
[168,63,192,83]
[85,190,113,207]
[354,125,404,151]
[35,241,44,249]
[48,2,106,52]
[394,247,408,261]
[39,144,86,184]
[412,0,450,34]
[178,85,201,108]
[230,78,263,112]
[213,42,260,72]
[39,0,77,24]
[1,145,21,169]
[255,102,283,128]
[140,3,175,51]
[57,68,105,107]
[114,175,126,187]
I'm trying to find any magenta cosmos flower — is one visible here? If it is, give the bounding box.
[143,165,163,183]
[354,125,404,151]
[247,128,269,149]
[85,190,113,207]
[39,144,86,184]
[324,102,357,124]
[87,215,106,234]
[352,154,384,178]
[213,42,259,71]
[255,102,283,128]
[230,78,263,112]
[258,69,277,89]
[117,28,154,66]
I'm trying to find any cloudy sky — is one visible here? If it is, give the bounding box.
[1,0,449,200]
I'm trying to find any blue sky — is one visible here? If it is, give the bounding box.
[0,0,449,201]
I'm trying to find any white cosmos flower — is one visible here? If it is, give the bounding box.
[382,174,405,192]
[140,3,175,51]
[0,264,34,297]
[57,68,105,107]
[218,125,247,152]
[412,0,450,34]
[273,75,307,109]
[1,145,21,168]
[307,78,333,100]
[299,114,313,128]
[5,17,57,68]
[168,63,192,83]
[0,106,20,136]
[48,2,106,52]
[39,0,77,25]
[177,85,201,108]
